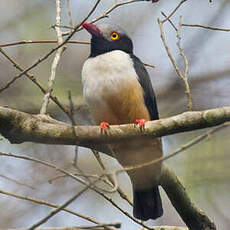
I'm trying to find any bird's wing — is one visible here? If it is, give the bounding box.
[130,54,159,120]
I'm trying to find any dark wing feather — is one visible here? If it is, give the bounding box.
[130,54,159,120]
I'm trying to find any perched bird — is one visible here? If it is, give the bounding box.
[81,22,163,221]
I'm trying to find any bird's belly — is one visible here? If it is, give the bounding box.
[112,138,162,190]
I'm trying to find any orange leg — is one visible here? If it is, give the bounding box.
[135,119,146,130]
[100,121,110,132]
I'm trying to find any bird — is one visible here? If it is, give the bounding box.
[81,22,163,221]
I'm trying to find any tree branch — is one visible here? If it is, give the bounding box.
[160,166,216,230]
[0,105,229,150]
[6,226,189,230]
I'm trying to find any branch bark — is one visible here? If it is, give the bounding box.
[160,166,216,230]
[0,105,229,152]
[6,226,188,230]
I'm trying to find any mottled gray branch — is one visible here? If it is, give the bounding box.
[160,166,216,230]
[5,226,188,230]
[0,105,229,153]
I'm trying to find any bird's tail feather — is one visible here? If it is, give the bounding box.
[133,186,163,221]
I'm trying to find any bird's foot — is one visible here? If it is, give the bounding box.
[135,119,146,131]
[100,121,110,134]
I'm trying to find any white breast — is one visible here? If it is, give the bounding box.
[82,50,138,108]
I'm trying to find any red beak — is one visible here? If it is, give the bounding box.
[82,22,101,37]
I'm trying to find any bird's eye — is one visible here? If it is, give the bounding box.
[110,31,120,40]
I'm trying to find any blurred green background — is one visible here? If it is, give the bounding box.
[0,0,230,229]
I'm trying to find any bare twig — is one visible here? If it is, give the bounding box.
[0,174,35,190]
[0,152,88,185]
[0,40,89,48]
[5,226,189,230]
[0,189,111,227]
[158,19,184,79]
[161,11,177,31]
[48,172,114,188]
[66,0,74,33]
[40,0,65,114]
[182,23,230,32]
[92,150,133,205]
[15,223,121,230]
[176,16,192,110]
[162,0,188,23]
[27,177,102,230]
[143,62,156,68]
[71,223,121,229]
[68,90,78,126]
[158,15,192,110]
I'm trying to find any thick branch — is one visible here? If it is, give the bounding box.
[0,105,229,150]
[6,226,188,230]
[160,166,216,230]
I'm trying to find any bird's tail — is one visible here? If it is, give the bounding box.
[133,186,163,221]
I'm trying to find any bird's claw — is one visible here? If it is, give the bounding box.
[135,119,146,130]
[100,121,110,133]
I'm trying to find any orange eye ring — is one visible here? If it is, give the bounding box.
[110,31,120,40]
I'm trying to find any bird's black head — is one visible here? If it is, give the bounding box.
[82,22,133,57]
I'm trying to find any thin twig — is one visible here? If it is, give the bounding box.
[158,0,192,111]
[161,11,177,31]
[66,0,74,33]
[0,152,88,185]
[143,62,156,68]
[53,24,75,30]
[48,172,114,188]
[158,15,192,110]
[74,222,121,229]
[158,19,184,77]
[27,177,102,230]
[182,23,230,32]
[92,150,133,205]
[40,0,65,114]
[176,16,192,110]
[162,0,188,23]
[5,226,189,230]
[0,189,112,227]
[0,174,35,190]
[68,90,78,126]
[0,40,89,48]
